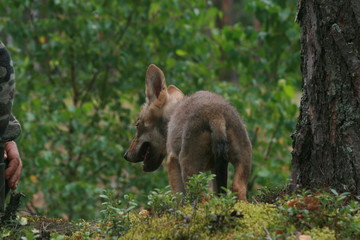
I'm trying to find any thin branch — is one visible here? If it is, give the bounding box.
[70,52,80,106]
[252,196,259,204]
[262,226,272,240]
[251,127,259,146]
[85,163,108,182]
[80,70,100,104]
[115,8,136,47]
[264,117,283,161]
[100,64,110,107]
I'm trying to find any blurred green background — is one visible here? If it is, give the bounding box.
[0,0,300,220]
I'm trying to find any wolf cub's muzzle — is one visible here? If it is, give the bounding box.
[124,141,150,163]
[124,140,164,172]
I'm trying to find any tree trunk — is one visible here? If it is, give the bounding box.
[291,0,360,194]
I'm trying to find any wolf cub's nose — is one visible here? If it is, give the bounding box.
[124,152,128,160]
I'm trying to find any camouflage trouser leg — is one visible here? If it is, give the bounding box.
[0,41,21,142]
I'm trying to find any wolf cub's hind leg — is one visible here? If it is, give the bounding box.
[228,129,252,201]
[232,162,250,201]
[167,153,185,193]
[178,131,213,190]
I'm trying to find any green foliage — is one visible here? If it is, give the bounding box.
[99,191,138,237]
[0,0,300,219]
[1,174,359,239]
[202,189,240,234]
[123,172,249,239]
[184,172,215,204]
[277,189,360,239]
[147,186,183,216]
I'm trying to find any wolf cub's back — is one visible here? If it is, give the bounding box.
[167,90,246,155]
[169,90,243,129]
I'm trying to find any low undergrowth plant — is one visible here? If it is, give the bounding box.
[275,189,360,239]
[1,175,359,239]
[184,172,216,205]
[203,188,242,233]
[147,186,183,216]
[99,191,138,237]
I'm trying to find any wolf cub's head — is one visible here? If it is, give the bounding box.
[124,64,184,172]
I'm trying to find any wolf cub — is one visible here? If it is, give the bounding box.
[124,64,252,200]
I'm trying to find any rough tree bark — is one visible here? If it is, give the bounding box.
[291,0,360,194]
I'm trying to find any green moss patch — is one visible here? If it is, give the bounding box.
[1,174,359,239]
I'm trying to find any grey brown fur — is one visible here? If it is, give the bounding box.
[124,64,251,200]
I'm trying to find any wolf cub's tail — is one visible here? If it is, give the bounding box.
[209,117,229,195]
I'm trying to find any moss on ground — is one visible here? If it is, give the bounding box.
[120,201,344,240]
[1,198,357,240]
[1,175,359,239]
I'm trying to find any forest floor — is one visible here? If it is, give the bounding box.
[1,181,359,239]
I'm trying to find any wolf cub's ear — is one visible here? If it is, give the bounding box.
[146,64,167,103]
[168,85,184,100]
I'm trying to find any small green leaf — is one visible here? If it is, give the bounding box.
[330,189,339,196]
[99,194,109,199]
[175,49,187,56]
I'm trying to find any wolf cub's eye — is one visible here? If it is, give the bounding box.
[135,120,142,130]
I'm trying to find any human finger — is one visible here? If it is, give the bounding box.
[4,141,21,181]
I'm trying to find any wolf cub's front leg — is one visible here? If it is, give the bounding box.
[167,153,185,193]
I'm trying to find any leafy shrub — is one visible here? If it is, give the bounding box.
[99,191,138,237]
[147,186,183,216]
[184,172,216,205]
[277,189,360,239]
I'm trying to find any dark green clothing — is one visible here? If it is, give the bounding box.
[0,41,21,142]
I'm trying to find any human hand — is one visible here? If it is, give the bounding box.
[3,141,22,190]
